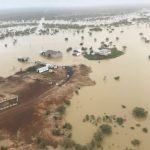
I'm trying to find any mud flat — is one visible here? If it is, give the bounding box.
[0,64,95,150]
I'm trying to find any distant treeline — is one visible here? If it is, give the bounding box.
[0,6,141,21]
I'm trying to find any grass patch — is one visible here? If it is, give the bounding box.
[84,48,124,60]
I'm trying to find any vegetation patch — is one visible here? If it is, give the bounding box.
[84,48,124,60]
[89,27,102,32]
[0,147,8,150]
[63,123,72,130]
[56,105,66,115]
[131,139,141,147]
[52,128,63,136]
[36,137,48,149]
[132,107,148,119]
[142,127,148,133]
[116,117,125,125]
[100,124,112,135]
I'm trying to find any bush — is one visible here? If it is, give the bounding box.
[52,128,63,136]
[61,138,75,149]
[85,114,89,121]
[0,146,8,150]
[88,140,95,150]
[131,139,140,146]
[116,117,124,125]
[132,107,148,118]
[63,123,72,130]
[56,105,66,114]
[100,124,112,135]
[75,144,87,150]
[26,66,37,72]
[64,100,71,106]
[142,128,148,133]
[36,137,47,149]
[93,130,103,141]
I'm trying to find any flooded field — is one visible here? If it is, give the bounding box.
[1,21,150,149]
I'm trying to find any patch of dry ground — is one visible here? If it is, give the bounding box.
[0,65,95,150]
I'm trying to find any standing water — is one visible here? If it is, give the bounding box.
[0,24,150,149]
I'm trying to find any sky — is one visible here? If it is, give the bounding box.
[0,0,150,9]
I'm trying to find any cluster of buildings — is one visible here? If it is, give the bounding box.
[71,47,112,57]
[36,64,58,73]
[94,49,112,56]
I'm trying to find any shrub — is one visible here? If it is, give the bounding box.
[75,144,87,150]
[130,127,135,130]
[136,124,141,127]
[85,114,89,121]
[131,139,140,146]
[116,117,124,125]
[142,128,148,133]
[75,90,79,95]
[61,138,75,149]
[132,107,148,118]
[52,128,63,136]
[121,105,126,109]
[63,123,72,130]
[100,124,112,135]
[88,140,96,150]
[93,130,103,141]
[0,146,8,150]
[64,100,71,106]
[56,105,66,114]
[36,137,47,149]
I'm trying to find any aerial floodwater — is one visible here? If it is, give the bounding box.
[0,4,150,150]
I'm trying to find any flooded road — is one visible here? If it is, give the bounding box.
[0,24,150,149]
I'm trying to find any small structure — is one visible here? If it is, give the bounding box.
[114,76,120,80]
[0,94,18,111]
[40,50,62,58]
[96,49,111,56]
[18,57,29,62]
[37,64,57,73]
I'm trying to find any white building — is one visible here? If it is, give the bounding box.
[96,49,111,56]
[37,66,49,73]
[37,64,57,73]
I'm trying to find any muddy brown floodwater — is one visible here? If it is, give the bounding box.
[0,24,150,149]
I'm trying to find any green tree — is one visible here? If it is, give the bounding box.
[132,107,148,118]
[100,124,112,135]
[131,139,140,146]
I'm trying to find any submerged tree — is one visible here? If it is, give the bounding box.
[65,37,68,41]
[100,124,112,135]
[132,107,148,119]
[131,139,141,146]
